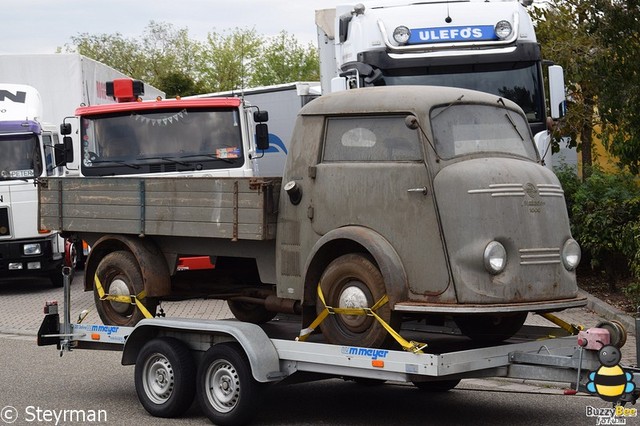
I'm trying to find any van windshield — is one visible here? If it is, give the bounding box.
[430,102,537,160]
[81,108,244,176]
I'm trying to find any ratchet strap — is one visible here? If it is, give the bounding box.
[94,274,154,319]
[297,284,427,354]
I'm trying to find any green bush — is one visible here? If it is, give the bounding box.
[555,166,640,291]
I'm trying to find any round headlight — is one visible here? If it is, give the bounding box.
[484,241,507,274]
[393,26,411,44]
[495,20,513,40]
[562,239,581,271]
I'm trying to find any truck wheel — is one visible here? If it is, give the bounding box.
[135,337,196,418]
[317,254,398,348]
[50,266,64,288]
[454,313,527,343]
[94,251,157,326]
[197,343,263,426]
[227,300,277,324]
[413,379,461,392]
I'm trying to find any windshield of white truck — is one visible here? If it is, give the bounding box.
[0,134,42,180]
[430,103,537,160]
[81,108,244,176]
[379,62,544,125]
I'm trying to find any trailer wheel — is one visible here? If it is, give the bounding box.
[413,379,461,392]
[317,254,398,348]
[135,337,196,418]
[454,312,527,343]
[197,343,263,426]
[227,300,277,324]
[94,251,157,326]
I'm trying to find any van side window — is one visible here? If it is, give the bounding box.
[323,116,422,162]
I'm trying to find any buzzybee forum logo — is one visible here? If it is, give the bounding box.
[586,345,636,402]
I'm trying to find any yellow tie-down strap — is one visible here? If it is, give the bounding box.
[94,274,154,319]
[297,284,427,354]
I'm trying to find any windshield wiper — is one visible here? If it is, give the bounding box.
[89,159,141,169]
[497,98,524,141]
[136,156,191,166]
[179,153,234,164]
[432,95,465,120]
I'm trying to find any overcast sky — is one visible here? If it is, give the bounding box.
[1,0,350,54]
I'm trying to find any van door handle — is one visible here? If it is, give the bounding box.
[407,187,428,195]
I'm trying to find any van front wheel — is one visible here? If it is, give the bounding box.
[317,254,398,348]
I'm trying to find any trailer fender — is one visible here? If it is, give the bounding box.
[121,319,283,383]
[303,226,408,307]
[84,235,171,297]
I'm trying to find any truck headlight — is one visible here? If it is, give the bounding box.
[393,26,411,44]
[23,243,42,255]
[494,20,512,40]
[562,239,581,271]
[484,241,507,274]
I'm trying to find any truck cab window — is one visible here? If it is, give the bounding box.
[323,116,422,162]
[0,135,41,179]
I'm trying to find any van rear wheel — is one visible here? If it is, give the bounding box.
[317,254,398,348]
[454,313,527,343]
[94,251,157,326]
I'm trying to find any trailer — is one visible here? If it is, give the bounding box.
[38,267,640,426]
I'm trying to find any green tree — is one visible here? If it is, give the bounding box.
[250,31,319,87]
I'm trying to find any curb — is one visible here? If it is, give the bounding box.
[581,290,637,335]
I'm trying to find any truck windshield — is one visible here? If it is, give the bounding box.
[0,134,42,180]
[81,108,244,176]
[430,102,537,160]
[380,62,544,124]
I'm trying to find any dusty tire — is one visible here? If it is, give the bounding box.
[317,254,398,348]
[135,337,196,418]
[227,300,277,324]
[94,250,157,326]
[454,313,527,343]
[197,343,263,426]
[413,379,461,392]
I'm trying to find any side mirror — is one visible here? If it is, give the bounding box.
[54,136,74,167]
[255,124,269,151]
[548,65,566,119]
[60,123,72,135]
[254,110,269,123]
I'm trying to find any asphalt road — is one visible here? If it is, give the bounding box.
[0,336,624,426]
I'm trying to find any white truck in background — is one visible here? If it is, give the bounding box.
[0,54,164,284]
[315,0,570,169]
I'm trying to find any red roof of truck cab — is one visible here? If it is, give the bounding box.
[75,97,243,117]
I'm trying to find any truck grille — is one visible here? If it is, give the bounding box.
[0,207,9,237]
[519,247,561,265]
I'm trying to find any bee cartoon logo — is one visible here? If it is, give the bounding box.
[586,345,636,402]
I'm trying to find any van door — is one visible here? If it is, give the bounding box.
[310,114,451,298]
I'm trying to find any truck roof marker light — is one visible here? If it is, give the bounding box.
[393,26,411,45]
[106,79,145,103]
[495,20,513,40]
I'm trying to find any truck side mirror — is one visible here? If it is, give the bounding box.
[60,123,72,135]
[255,124,269,151]
[54,136,74,167]
[548,65,566,119]
[254,110,269,123]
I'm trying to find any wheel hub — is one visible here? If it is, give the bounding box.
[207,361,240,413]
[338,283,369,328]
[144,356,174,404]
[108,278,131,314]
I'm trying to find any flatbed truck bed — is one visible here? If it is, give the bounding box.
[37,269,640,426]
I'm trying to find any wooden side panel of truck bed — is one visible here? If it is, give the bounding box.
[38,177,281,240]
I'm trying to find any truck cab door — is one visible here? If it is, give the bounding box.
[309,115,451,299]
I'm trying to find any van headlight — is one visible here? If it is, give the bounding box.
[393,26,411,44]
[562,239,581,271]
[484,241,507,274]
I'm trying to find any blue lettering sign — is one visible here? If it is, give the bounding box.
[408,25,497,44]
